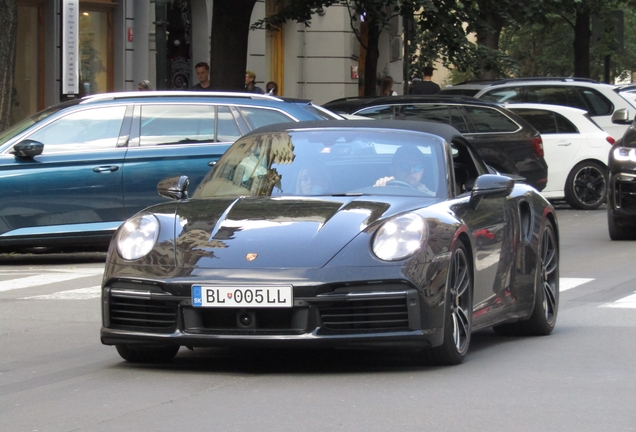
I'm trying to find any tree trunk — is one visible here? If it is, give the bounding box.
[0,0,17,131]
[475,10,503,80]
[573,10,591,78]
[364,19,381,97]
[209,0,258,91]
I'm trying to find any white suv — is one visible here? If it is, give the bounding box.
[440,78,635,139]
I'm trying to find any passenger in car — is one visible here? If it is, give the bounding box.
[296,164,331,195]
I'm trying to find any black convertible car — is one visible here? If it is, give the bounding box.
[101,120,560,366]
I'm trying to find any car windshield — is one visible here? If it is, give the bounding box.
[0,102,76,146]
[193,129,446,199]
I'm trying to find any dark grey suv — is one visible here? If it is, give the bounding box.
[323,95,548,191]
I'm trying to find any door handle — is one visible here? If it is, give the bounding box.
[556,141,571,146]
[93,166,120,173]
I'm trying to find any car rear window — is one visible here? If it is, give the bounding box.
[482,85,612,116]
[356,105,395,120]
[511,108,579,134]
[462,106,520,133]
[395,104,470,133]
[238,107,296,129]
[579,88,613,116]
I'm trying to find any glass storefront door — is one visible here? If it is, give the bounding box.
[78,7,112,96]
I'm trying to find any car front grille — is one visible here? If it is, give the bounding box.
[318,297,410,333]
[108,295,178,333]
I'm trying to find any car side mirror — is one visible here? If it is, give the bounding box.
[470,174,514,209]
[12,139,44,158]
[158,175,190,200]
[611,108,632,124]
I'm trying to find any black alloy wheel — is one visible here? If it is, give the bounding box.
[494,221,559,336]
[116,344,180,363]
[422,242,473,365]
[564,161,607,210]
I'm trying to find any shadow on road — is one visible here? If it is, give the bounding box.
[109,329,521,374]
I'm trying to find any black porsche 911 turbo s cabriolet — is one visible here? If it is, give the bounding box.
[100,120,560,366]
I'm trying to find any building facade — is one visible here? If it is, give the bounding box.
[13,0,403,124]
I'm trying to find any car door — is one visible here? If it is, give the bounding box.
[448,140,512,327]
[122,103,236,215]
[0,105,129,238]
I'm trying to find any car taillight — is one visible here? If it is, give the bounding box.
[606,136,616,145]
[532,136,544,159]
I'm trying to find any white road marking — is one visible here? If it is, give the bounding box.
[0,268,104,293]
[601,292,636,309]
[21,286,102,300]
[560,278,594,291]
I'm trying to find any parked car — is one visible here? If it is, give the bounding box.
[323,95,548,191]
[101,120,560,366]
[0,91,341,253]
[616,83,636,106]
[505,103,615,210]
[607,121,636,240]
[439,78,635,139]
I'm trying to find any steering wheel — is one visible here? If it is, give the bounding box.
[386,180,416,189]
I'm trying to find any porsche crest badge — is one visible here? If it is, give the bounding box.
[245,253,258,261]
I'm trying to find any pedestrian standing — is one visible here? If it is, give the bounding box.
[245,71,264,94]
[266,81,279,95]
[410,67,441,95]
[192,62,212,90]
[379,76,397,96]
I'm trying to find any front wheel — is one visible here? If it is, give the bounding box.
[564,161,607,210]
[421,242,472,365]
[115,345,179,363]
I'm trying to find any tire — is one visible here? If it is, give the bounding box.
[608,211,636,240]
[422,242,473,365]
[494,221,559,336]
[115,345,179,363]
[564,161,607,210]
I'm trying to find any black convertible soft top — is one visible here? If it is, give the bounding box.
[246,119,467,146]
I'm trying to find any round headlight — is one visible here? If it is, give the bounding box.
[372,213,427,261]
[116,214,160,260]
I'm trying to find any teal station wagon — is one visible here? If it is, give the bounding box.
[0,91,340,253]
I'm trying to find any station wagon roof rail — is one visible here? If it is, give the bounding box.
[80,91,284,104]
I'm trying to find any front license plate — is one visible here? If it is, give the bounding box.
[192,285,293,308]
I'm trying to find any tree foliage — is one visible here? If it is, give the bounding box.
[414,0,636,81]
[501,6,636,81]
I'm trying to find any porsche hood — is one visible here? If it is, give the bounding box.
[171,196,416,269]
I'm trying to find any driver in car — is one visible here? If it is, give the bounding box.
[374,145,434,195]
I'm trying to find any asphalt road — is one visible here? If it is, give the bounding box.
[1,205,634,432]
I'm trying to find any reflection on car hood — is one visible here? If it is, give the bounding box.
[173,196,421,269]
